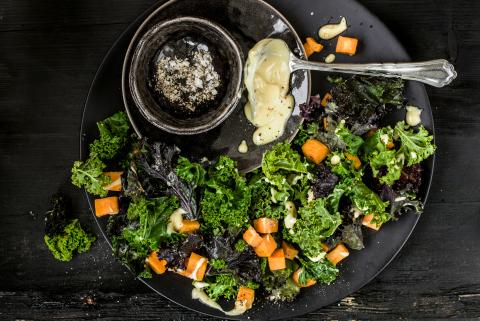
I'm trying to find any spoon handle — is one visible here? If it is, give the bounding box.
[290,57,457,88]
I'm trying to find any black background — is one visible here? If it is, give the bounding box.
[1,0,479,320]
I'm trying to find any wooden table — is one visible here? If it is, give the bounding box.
[1,0,479,320]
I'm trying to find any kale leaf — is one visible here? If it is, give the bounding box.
[262,142,311,202]
[341,224,364,250]
[138,142,198,219]
[71,156,110,197]
[394,121,436,166]
[335,120,364,155]
[89,111,130,160]
[298,258,339,285]
[44,219,96,262]
[327,76,404,134]
[44,195,96,262]
[286,198,341,258]
[200,156,251,234]
[205,274,238,301]
[176,156,206,188]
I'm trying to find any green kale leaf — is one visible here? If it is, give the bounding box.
[248,175,286,219]
[347,179,391,225]
[122,196,181,253]
[44,219,96,262]
[298,258,339,285]
[200,156,251,234]
[335,120,364,155]
[262,142,310,202]
[286,198,341,258]
[362,126,404,186]
[394,121,436,166]
[71,156,110,197]
[89,111,130,160]
[205,274,238,301]
[176,156,206,188]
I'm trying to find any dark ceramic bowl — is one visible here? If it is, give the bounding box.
[129,16,244,135]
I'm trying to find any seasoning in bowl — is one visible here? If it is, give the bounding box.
[150,35,227,118]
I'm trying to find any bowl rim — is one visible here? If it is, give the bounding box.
[128,16,244,135]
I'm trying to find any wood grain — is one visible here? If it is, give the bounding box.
[1,0,479,320]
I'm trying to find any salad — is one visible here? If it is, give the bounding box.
[70,75,435,314]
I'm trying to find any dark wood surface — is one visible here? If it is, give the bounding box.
[1,0,479,320]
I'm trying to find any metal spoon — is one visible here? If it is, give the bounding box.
[289,53,457,88]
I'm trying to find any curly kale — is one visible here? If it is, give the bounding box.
[393,164,423,193]
[205,274,238,301]
[71,156,110,197]
[111,196,182,277]
[176,156,206,188]
[394,121,436,166]
[327,76,405,134]
[334,120,364,155]
[44,219,96,262]
[262,142,311,203]
[298,258,339,285]
[139,142,198,219]
[341,224,364,250]
[44,195,95,262]
[286,198,342,258]
[248,176,285,219]
[201,156,251,234]
[89,111,130,160]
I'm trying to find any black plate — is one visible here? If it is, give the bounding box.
[81,0,435,320]
[121,0,310,173]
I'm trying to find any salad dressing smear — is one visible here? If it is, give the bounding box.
[192,288,248,316]
[244,38,294,145]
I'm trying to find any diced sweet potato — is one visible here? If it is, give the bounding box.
[268,249,286,271]
[237,286,255,310]
[254,234,277,257]
[103,171,123,192]
[303,42,314,57]
[302,138,330,164]
[178,220,200,233]
[326,243,350,266]
[253,218,278,234]
[184,252,208,281]
[94,197,119,217]
[281,241,299,260]
[306,37,324,52]
[147,252,167,275]
[243,226,263,248]
[336,36,359,55]
[345,153,362,169]
[362,214,381,231]
[321,93,332,107]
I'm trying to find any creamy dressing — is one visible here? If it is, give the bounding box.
[191,289,248,316]
[237,140,248,154]
[324,53,336,63]
[318,17,348,40]
[168,208,185,233]
[330,154,341,165]
[405,106,422,126]
[244,38,294,145]
[284,201,297,229]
